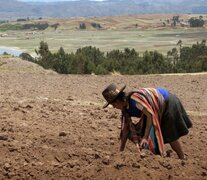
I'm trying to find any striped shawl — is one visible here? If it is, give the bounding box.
[129,88,166,156]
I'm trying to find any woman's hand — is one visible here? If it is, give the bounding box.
[135,143,141,153]
[136,142,147,158]
[140,138,148,150]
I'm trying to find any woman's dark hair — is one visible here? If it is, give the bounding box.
[115,91,127,102]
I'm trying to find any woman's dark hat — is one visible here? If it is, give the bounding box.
[102,83,126,108]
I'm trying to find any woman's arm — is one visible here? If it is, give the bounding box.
[120,112,141,152]
[120,116,129,151]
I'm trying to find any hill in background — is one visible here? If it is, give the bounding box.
[0,0,207,20]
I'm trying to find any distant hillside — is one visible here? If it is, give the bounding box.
[0,0,207,20]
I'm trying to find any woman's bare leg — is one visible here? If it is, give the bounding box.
[169,140,186,159]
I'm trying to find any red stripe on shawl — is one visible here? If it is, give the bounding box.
[131,90,165,156]
[152,90,162,120]
[148,90,162,123]
[144,89,161,118]
[133,89,153,111]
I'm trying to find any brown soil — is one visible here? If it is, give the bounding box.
[0,58,207,179]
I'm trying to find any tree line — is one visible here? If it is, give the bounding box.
[20,40,207,75]
[0,23,58,31]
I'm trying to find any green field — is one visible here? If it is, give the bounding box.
[1,27,207,56]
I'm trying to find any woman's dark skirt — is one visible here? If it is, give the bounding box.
[161,93,192,143]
